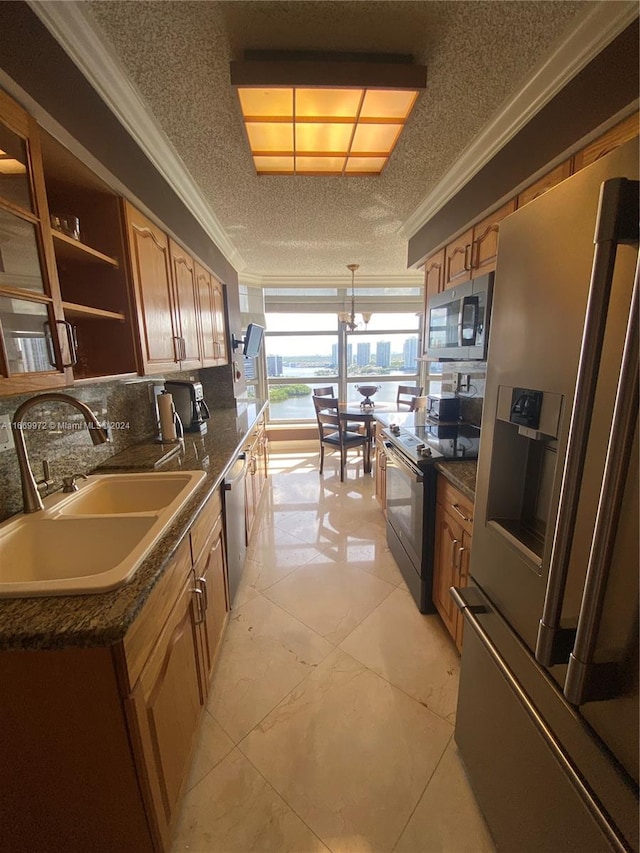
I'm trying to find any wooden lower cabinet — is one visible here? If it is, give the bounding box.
[374,431,387,515]
[0,487,230,853]
[128,571,203,849]
[244,416,268,539]
[432,475,474,652]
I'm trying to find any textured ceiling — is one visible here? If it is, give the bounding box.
[84,0,590,279]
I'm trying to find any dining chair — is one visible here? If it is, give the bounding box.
[312,395,369,482]
[397,384,424,410]
[410,395,428,411]
[314,386,362,435]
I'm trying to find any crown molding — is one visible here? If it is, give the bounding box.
[239,272,424,289]
[399,1,638,239]
[28,0,247,272]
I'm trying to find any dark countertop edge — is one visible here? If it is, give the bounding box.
[434,460,477,503]
[0,400,269,653]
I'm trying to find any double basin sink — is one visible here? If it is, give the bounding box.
[0,471,206,598]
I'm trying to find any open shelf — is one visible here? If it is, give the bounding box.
[62,301,126,321]
[52,231,119,267]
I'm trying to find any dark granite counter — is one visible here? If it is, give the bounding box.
[434,460,477,503]
[0,399,268,652]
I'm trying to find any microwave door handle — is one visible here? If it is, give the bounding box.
[564,263,639,705]
[536,177,640,667]
[458,295,479,346]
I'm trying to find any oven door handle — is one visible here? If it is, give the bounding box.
[384,442,424,482]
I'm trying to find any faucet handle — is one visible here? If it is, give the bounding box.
[36,459,54,493]
[62,472,88,493]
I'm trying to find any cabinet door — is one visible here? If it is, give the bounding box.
[245,451,258,538]
[194,513,229,687]
[129,572,203,850]
[421,248,445,354]
[471,200,515,276]
[211,275,228,365]
[444,228,473,289]
[0,89,71,393]
[517,160,571,209]
[195,262,217,366]
[573,112,638,171]
[124,202,179,374]
[454,529,472,652]
[433,503,464,642]
[375,442,387,515]
[169,239,201,369]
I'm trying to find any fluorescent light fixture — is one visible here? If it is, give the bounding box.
[231,52,426,176]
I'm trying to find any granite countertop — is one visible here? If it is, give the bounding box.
[0,399,268,652]
[434,460,477,503]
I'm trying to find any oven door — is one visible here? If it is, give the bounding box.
[385,442,424,571]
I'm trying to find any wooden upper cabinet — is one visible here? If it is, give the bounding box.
[444,228,473,289]
[573,112,639,172]
[195,262,227,367]
[168,239,201,370]
[517,160,571,209]
[124,201,179,374]
[471,199,516,276]
[0,89,71,394]
[424,248,445,302]
[211,275,228,365]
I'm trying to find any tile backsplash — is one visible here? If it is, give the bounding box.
[428,361,486,426]
[0,364,234,522]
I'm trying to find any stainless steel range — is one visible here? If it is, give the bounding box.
[376,412,480,613]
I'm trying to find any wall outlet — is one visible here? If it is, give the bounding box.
[0,414,15,452]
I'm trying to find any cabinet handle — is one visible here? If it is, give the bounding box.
[469,238,478,269]
[172,336,181,362]
[43,321,58,368]
[198,575,208,612]
[192,586,205,624]
[451,503,473,523]
[48,320,77,368]
[450,537,460,567]
[457,545,466,573]
[463,244,472,271]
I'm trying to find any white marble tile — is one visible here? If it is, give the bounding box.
[207,594,333,743]
[394,740,495,853]
[185,710,234,791]
[340,587,460,723]
[172,748,329,852]
[245,525,327,591]
[264,556,395,645]
[241,648,453,853]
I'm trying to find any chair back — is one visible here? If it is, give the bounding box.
[397,384,423,409]
[312,395,342,435]
[313,386,335,397]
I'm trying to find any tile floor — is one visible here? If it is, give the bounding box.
[171,449,495,853]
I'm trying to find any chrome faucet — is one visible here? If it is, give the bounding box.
[12,392,110,513]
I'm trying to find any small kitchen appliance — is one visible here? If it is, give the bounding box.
[427,394,460,421]
[164,380,210,433]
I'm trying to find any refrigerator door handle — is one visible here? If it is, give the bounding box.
[536,178,640,667]
[564,260,639,705]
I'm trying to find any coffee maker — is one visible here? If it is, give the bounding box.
[164,380,210,433]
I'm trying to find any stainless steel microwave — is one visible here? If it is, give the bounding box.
[425,272,493,360]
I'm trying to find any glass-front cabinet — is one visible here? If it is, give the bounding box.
[0,88,70,393]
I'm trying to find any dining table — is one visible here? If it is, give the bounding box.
[338,401,396,474]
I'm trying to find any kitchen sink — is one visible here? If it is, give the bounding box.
[0,471,206,598]
[56,472,205,516]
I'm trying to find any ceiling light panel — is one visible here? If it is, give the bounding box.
[232,54,426,176]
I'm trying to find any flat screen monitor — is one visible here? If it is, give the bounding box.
[243,323,264,358]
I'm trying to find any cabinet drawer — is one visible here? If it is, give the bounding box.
[122,536,192,692]
[437,477,474,535]
[190,489,222,565]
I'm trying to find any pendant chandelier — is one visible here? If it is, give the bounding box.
[340,263,371,331]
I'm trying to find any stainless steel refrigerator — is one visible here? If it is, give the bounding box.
[452,137,639,852]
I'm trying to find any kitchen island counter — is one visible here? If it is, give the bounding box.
[0,400,268,651]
